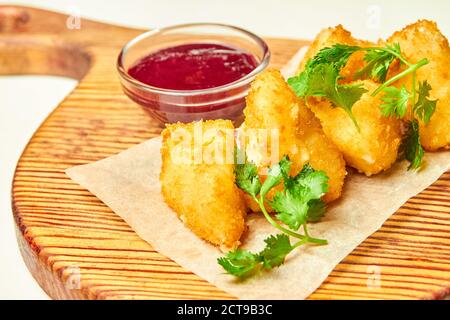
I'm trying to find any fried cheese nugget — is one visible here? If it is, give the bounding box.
[297,26,402,175]
[309,80,402,175]
[297,25,373,82]
[160,120,246,248]
[242,69,346,206]
[387,20,450,151]
[296,99,346,202]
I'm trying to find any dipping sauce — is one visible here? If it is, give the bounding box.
[127,43,258,90]
[118,23,270,125]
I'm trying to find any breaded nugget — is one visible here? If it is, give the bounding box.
[387,20,450,150]
[160,120,246,248]
[296,98,346,202]
[309,80,402,175]
[297,25,374,82]
[242,69,346,206]
[296,25,403,175]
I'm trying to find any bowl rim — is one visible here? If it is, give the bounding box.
[117,22,271,97]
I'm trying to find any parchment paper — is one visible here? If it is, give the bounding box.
[65,47,450,299]
[66,136,450,299]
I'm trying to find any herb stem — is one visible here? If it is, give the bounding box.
[253,195,307,241]
[371,58,429,97]
[411,71,417,119]
[303,223,328,245]
[362,46,412,67]
[303,223,310,237]
[253,195,328,245]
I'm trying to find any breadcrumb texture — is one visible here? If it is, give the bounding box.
[243,69,346,206]
[310,80,402,176]
[297,25,373,82]
[297,25,403,176]
[387,20,450,151]
[160,120,247,248]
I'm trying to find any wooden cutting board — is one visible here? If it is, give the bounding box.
[5,5,450,300]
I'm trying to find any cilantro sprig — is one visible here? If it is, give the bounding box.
[355,43,402,82]
[218,234,296,279]
[414,80,437,125]
[287,43,436,170]
[271,163,328,230]
[399,120,424,170]
[218,155,329,279]
[288,55,367,129]
[380,85,410,118]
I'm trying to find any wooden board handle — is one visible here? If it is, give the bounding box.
[0,5,144,79]
[0,6,31,32]
[0,5,90,78]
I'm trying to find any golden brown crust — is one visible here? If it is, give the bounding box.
[242,69,346,206]
[296,99,347,202]
[295,25,403,175]
[297,25,374,82]
[160,120,247,248]
[309,80,402,175]
[387,20,450,151]
[159,20,448,249]
[243,68,301,168]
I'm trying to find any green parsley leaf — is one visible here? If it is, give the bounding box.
[234,150,261,197]
[306,199,327,222]
[414,80,437,125]
[287,66,310,97]
[288,63,367,129]
[223,157,329,279]
[356,43,401,82]
[295,63,337,97]
[294,165,329,201]
[400,120,424,170]
[260,155,291,198]
[259,234,293,269]
[309,44,361,69]
[271,189,309,230]
[380,85,410,118]
[333,83,367,129]
[296,165,328,222]
[217,249,261,279]
[217,234,293,278]
[278,155,292,180]
[270,163,329,231]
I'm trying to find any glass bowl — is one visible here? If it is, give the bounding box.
[117,23,270,125]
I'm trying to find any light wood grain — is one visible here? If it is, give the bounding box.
[4,5,450,300]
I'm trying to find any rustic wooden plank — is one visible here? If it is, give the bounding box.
[3,5,450,300]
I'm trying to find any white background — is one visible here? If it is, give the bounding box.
[0,0,449,299]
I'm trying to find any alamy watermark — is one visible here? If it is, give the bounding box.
[64,265,82,290]
[366,4,381,31]
[167,122,280,167]
[66,5,81,30]
[366,265,382,289]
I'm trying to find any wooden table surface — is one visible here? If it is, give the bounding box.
[4,5,450,299]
